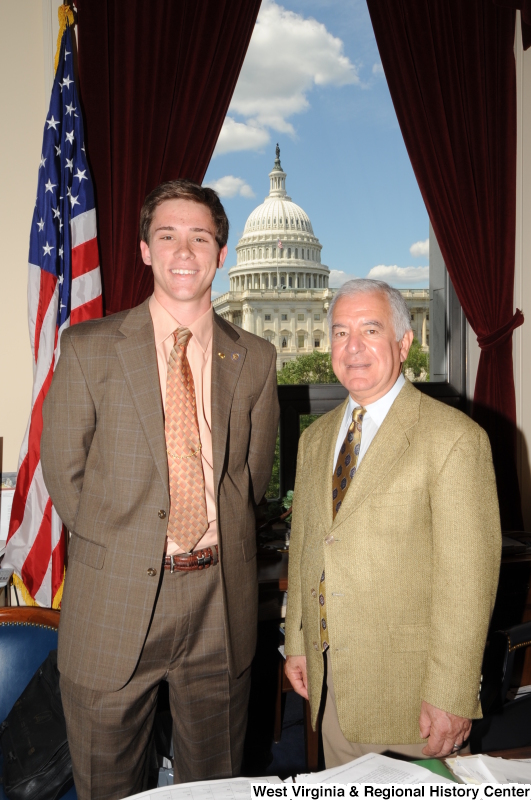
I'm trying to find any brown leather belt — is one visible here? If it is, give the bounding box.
[163,545,219,573]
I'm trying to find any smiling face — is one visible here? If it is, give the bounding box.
[140,198,227,322]
[331,292,413,405]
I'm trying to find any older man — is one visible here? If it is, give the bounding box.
[284,278,501,765]
[41,180,279,799]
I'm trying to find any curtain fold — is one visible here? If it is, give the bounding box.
[75,0,261,314]
[366,0,523,528]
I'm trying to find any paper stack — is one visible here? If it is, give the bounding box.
[295,753,453,783]
[446,755,531,784]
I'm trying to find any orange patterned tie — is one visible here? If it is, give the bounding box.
[165,326,208,551]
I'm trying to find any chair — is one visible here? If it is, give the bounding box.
[0,607,77,800]
[470,620,531,753]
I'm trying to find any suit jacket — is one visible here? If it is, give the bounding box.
[41,300,279,692]
[284,379,501,744]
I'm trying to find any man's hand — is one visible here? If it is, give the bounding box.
[419,700,471,756]
[285,655,309,700]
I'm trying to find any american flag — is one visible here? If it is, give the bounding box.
[277,239,283,249]
[3,25,102,607]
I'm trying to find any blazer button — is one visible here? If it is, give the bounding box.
[147,568,157,577]
[311,589,317,597]
[158,510,166,519]
[313,642,319,651]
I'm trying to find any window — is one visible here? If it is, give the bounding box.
[265,314,271,321]
[288,248,292,258]
[295,248,298,258]
[314,339,320,348]
[281,314,288,321]
[281,337,288,349]
[297,313,304,321]
[314,313,320,320]
[298,335,305,348]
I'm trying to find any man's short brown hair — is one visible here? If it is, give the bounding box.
[139,180,229,248]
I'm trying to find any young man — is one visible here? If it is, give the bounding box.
[41,181,279,800]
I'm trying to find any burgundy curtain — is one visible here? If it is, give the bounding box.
[366,0,523,529]
[75,0,261,315]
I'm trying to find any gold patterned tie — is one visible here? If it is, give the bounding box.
[165,327,208,551]
[320,406,366,651]
[332,406,366,519]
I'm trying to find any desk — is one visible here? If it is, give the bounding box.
[486,746,531,759]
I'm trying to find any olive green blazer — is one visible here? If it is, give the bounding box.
[285,379,501,744]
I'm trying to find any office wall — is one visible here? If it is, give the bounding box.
[0,3,48,472]
[514,15,531,530]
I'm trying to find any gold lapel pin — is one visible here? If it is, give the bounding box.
[218,352,225,359]
[231,353,240,361]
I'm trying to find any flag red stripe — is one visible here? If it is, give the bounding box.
[21,497,52,598]
[51,526,66,602]
[71,236,99,279]
[71,294,103,325]
[6,360,55,540]
[34,270,57,363]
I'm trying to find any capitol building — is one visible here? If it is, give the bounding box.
[213,148,428,370]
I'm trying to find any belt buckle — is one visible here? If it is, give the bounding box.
[196,551,212,568]
[170,555,176,574]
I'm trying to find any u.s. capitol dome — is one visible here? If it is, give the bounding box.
[213,146,334,368]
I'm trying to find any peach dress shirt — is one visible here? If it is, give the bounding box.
[149,294,217,555]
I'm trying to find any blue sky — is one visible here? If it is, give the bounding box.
[204,0,429,297]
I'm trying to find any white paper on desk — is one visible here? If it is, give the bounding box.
[124,776,282,800]
[478,755,531,784]
[446,756,494,784]
[447,755,531,785]
[295,753,453,784]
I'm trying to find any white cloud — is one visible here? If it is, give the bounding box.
[211,290,222,299]
[409,238,429,258]
[213,0,359,156]
[329,269,355,287]
[372,63,384,76]
[366,265,429,284]
[204,175,255,199]
[214,117,270,156]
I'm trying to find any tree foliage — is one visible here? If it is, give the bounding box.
[403,337,429,379]
[277,351,339,385]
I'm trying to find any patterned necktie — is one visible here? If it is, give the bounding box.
[332,405,366,519]
[165,326,208,551]
[320,405,366,651]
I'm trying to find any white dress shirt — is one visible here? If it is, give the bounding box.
[333,373,405,472]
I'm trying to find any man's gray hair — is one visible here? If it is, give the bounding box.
[327,279,412,341]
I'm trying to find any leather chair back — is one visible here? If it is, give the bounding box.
[0,608,77,800]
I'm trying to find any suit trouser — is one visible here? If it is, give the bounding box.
[60,561,251,800]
